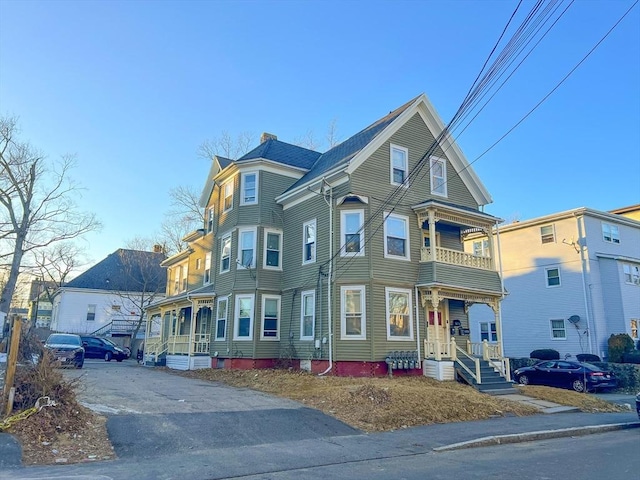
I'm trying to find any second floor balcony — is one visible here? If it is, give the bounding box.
[420,246,492,270]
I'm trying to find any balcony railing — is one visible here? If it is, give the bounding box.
[420,246,493,270]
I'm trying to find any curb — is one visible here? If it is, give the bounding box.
[433,421,640,451]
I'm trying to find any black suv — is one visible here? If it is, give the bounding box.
[44,333,84,368]
[80,336,128,362]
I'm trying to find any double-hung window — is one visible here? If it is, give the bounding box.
[238,228,256,268]
[240,172,258,205]
[86,304,96,321]
[303,219,316,264]
[207,207,215,233]
[340,210,364,256]
[480,322,497,342]
[300,290,315,340]
[340,286,366,339]
[546,267,561,287]
[386,287,413,340]
[220,234,231,273]
[429,156,447,197]
[234,294,254,340]
[264,229,282,269]
[215,297,228,340]
[204,252,212,284]
[384,212,409,259]
[550,319,566,339]
[473,239,489,257]
[390,144,408,186]
[222,180,234,213]
[602,223,620,243]
[540,225,555,244]
[261,295,280,340]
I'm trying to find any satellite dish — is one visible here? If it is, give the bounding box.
[568,315,581,324]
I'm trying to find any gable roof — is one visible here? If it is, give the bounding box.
[65,249,167,293]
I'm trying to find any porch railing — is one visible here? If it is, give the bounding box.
[420,246,492,270]
[423,339,451,360]
[166,334,211,355]
[144,337,168,363]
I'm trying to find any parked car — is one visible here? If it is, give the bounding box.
[80,336,128,362]
[513,360,617,392]
[44,333,84,368]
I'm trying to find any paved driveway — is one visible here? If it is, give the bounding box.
[63,360,358,459]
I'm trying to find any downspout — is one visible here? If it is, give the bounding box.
[495,221,506,357]
[320,179,333,375]
[574,212,595,354]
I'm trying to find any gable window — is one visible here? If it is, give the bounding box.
[623,264,640,285]
[215,297,228,340]
[386,287,413,340]
[540,225,555,244]
[340,285,366,339]
[303,219,316,264]
[207,207,215,233]
[480,322,497,342]
[429,156,447,197]
[473,239,489,257]
[222,180,234,213]
[340,210,364,256]
[384,213,409,259]
[234,294,254,340]
[220,234,231,273]
[238,228,256,268]
[204,252,212,284]
[300,290,315,340]
[602,223,620,243]
[261,295,280,340]
[546,267,561,287]
[550,319,566,339]
[240,172,258,205]
[264,229,282,269]
[390,144,408,185]
[86,304,96,321]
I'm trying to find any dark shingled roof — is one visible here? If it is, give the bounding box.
[237,139,320,169]
[65,249,167,293]
[284,95,421,193]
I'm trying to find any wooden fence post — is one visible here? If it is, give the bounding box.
[2,316,22,416]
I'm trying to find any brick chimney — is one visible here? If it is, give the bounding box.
[260,132,277,143]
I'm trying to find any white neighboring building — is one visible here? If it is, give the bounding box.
[466,207,640,360]
[50,248,166,341]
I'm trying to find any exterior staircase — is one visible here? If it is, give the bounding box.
[455,356,515,395]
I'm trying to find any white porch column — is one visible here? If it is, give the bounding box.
[491,300,503,357]
[428,209,437,262]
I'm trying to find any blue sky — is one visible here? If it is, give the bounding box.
[1,0,638,267]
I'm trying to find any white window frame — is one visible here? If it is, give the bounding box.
[300,290,316,340]
[390,144,408,186]
[631,318,638,340]
[204,252,212,284]
[473,239,489,257]
[480,322,497,342]
[263,228,282,270]
[340,285,366,340]
[207,207,215,233]
[340,209,365,257]
[238,227,256,268]
[540,225,555,244]
[383,212,410,260]
[222,179,234,213]
[86,304,96,321]
[385,287,413,340]
[240,171,258,206]
[233,294,255,340]
[623,264,640,285]
[602,223,620,244]
[545,267,561,288]
[429,155,447,197]
[302,219,316,265]
[220,234,232,273]
[215,296,228,341]
[261,294,281,340]
[550,319,567,340]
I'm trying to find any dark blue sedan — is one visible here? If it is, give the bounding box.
[513,360,617,393]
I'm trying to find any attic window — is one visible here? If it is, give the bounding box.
[336,194,369,206]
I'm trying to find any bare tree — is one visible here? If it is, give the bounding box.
[157,185,205,255]
[32,242,88,304]
[198,131,255,161]
[112,238,166,345]
[295,119,341,151]
[0,116,101,316]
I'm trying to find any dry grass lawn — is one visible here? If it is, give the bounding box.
[177,368,627,432]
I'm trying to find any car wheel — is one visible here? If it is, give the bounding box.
[518,374,529,386]
[104,352,112,362]
[572,379,586,392]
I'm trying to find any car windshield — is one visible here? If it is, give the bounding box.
[47,334,81,346]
